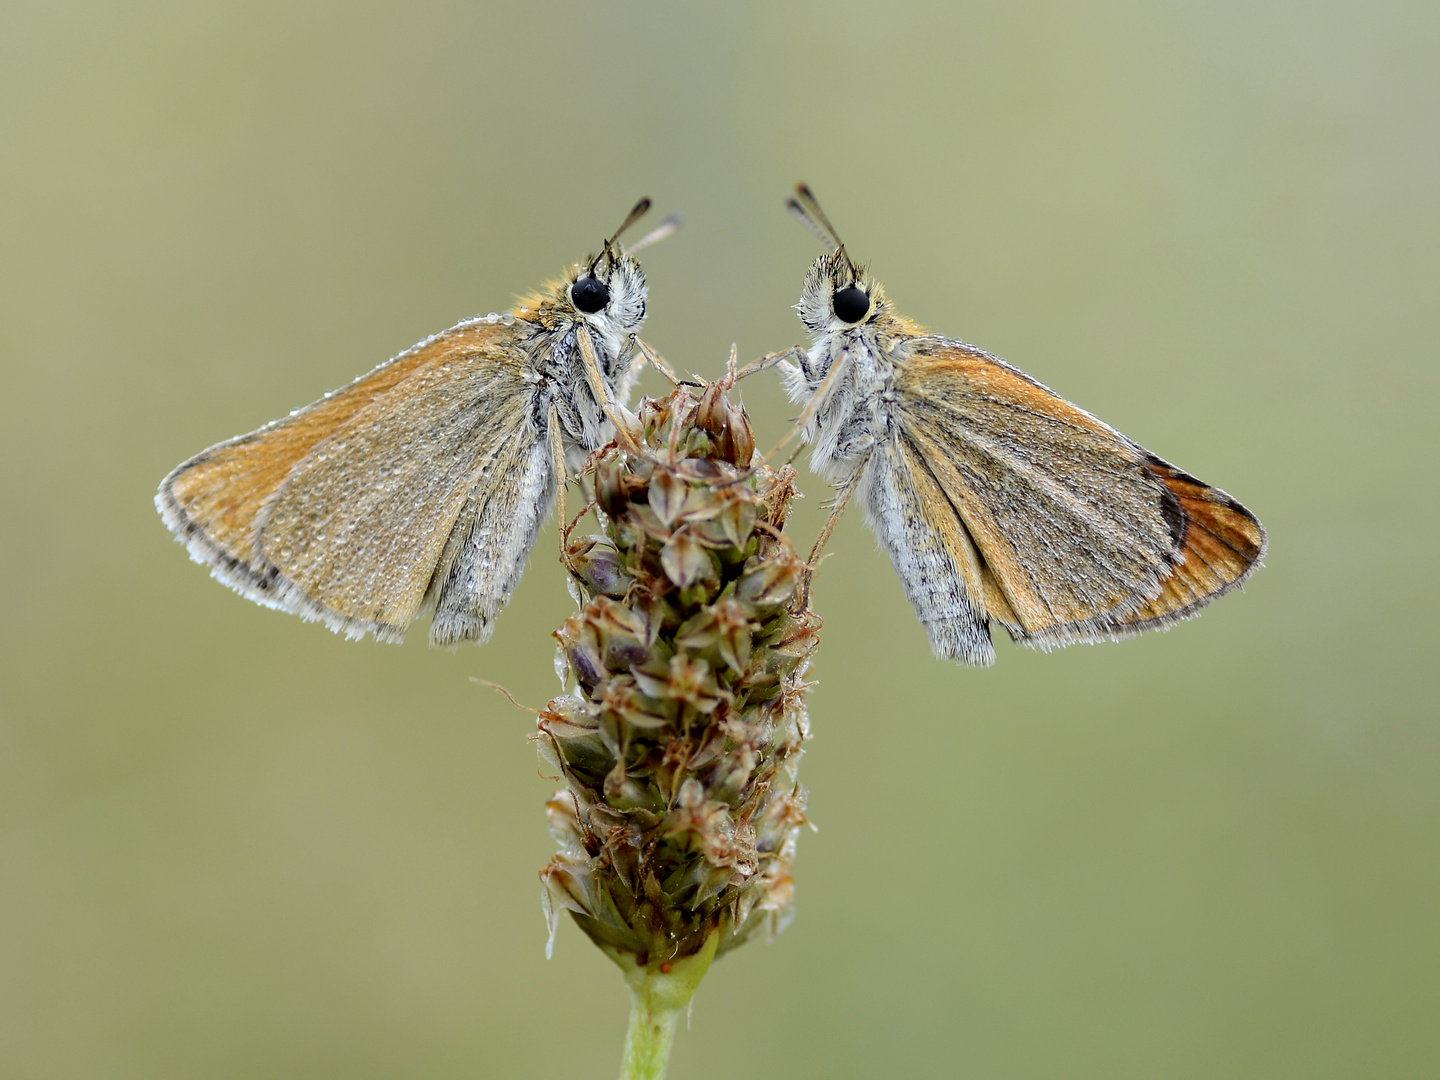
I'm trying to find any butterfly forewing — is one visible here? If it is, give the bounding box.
[160,319,536,642]
[261,335,532,639]
[894,339,1263,647]
[158,337,449,588]
[896,342,1174,629]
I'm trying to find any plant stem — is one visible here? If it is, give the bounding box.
[613,932,719,1080]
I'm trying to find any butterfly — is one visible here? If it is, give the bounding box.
[768,184,1266,666]
[156,199,677,647]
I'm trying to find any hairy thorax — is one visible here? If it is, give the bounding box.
[789,327,908,485]
[517,308,635,456]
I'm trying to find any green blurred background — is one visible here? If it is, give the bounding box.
[3,2,1437,1077]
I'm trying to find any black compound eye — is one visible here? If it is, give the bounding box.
[832,286,870,323]
[571,276,611,314]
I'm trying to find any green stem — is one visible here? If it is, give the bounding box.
[611,932,719,1080]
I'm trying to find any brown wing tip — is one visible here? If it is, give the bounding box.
[1147,458,1266,570]
[1014,460,1266,651]
[1099,458,1267,633]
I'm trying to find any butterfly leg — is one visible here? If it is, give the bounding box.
[733,344,804,384]
[546,403,585,576]
[798,448,868,610]
[763,347,851,465]
[577,325,646,455]
[630,335,682,386]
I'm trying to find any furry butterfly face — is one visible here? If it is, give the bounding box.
[514,247,649,410]
[521,249,647,347]
[564,248,648,345]
[795,249,893,337]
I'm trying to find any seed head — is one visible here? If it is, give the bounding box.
[539,380,819,969]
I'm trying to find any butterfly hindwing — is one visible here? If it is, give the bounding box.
[425,411,556,647]
[861,432,999,665]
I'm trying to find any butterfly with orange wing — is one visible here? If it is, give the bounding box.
[770,185,1266,666]
[157,199,676,647]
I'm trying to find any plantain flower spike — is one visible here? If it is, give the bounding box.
[538,371,819,1075]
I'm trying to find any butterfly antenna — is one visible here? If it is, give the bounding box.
[591,197,653,273]
[624,211,682,255]
[791,183,858,277]
[793,184,843,247]
[787,197,836,251]
[610,197,653,245]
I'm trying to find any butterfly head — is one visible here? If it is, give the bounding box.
[795,246,895,339]
[560,196,658,341]
[513,199,659,378]
[561,244,648,339]
[520,242,648,341]
[786,184,909,345]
